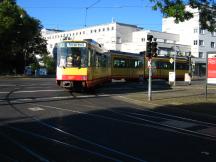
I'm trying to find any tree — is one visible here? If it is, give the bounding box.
[42,55,56,74]
[150,0,216,32]
[0,0,48,74]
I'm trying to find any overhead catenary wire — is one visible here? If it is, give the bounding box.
[85,0,100,27]
[20,5,153,9]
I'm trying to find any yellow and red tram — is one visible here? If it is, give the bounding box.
[56,40,189,89]
[56,39,110,88]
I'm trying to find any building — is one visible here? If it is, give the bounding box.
[162,6,216,76]
[42,21,190,58]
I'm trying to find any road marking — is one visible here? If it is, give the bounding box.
[0,89,65,94]
[0,85,16,87]
[6,94,110,104]
[28,107,45,111]
[160,120,198,129]
[14,90,65,93]
[198,127,216,137]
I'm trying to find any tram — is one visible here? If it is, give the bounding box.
[109,50,144,81]
[56,39,110,88]
[56,39,189,89]
[145,56,189,80]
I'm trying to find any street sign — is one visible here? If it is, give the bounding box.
[207,53,216,84]
[169,58,174,64]
[169,72,175,84]
[147,59,152,68]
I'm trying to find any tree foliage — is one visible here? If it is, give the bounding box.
[150,0,216,32]
[0,0,48,74]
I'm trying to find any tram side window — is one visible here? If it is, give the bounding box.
[95,52,107,67]
[131,60,143,68]
[159,62,173,69]
[176,63,189,70]
[151,61,158,68]
[101,55,107,67]
[95,53,101,67]
[113,59,127,68]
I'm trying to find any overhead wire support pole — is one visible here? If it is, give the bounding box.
[84,0,101,27]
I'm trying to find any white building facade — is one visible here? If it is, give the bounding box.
[42,21,190,57]
[162,6,216,76]
[163,7,216,58]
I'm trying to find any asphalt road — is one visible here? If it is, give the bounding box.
[0,78,216,162]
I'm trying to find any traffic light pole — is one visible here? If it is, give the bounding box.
[147,58,152,101]
[146,34,158,101]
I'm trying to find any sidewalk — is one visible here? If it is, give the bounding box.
[114,83,216,121]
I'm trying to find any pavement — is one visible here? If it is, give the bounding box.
[111,81,216,123]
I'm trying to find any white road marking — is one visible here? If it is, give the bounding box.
[28,107,44,111]
[0,89,65,94]
[198,127,216,136]
[160,120,198,129]
[14,90,65,93]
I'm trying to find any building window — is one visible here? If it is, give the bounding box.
[211,42,215,48]
[194,40,198,45]
[199,40,204,46]
[194,28,198,33]
[112,27,114,30]
[212,32,216,36]
[199,52,204,58]
[83,31,85,34]
[141,38,145,42]
[199,28,205,34]
[103,28,105,31]
[117,37,121,44]
[99,29,101,32]
[91,30,93,33]
[107,27,109,31]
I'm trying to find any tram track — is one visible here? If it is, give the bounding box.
[2,83,216,161]
[31,100,216,143]
[47,95,216,142]
[1,87,148,162]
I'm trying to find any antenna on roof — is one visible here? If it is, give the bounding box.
[112,17,116,23]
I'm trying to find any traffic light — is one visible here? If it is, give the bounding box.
[146,35,153,58]
[151,41,158,57]
[146,42,152,57]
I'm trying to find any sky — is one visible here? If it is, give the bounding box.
[16,0,163,31]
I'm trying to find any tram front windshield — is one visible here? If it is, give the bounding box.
[57,42,88,68]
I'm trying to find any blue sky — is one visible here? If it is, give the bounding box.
[16,0,163,31]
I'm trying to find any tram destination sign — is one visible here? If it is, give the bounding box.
[59,42,87,48]
[207,52,216,84]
